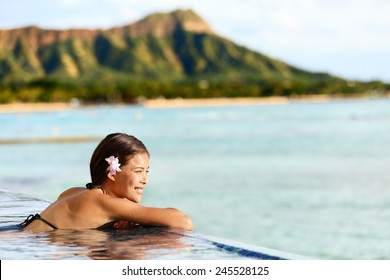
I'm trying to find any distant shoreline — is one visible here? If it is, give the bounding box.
[141,93,383,108]
[0,102,72,114]
[141,96,289,108]
[0,94,383,113]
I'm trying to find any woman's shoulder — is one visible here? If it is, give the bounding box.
[56,187,88,200]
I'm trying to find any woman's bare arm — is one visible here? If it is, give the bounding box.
[98,195,193,231]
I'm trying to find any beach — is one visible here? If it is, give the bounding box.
[140,94,367,108]
[141,96,290,108]
[0,97,291,113]
[0,94,370,113]
[0,102,72,114]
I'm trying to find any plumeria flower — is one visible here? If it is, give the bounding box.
[105,156,122,176]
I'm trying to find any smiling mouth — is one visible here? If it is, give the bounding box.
[134,187,143,195]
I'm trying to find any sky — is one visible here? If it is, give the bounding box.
[1,0,389,82]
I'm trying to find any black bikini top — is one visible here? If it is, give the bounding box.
[18,213,115,230]
[18,214,58,230]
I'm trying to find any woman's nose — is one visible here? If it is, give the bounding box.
[140,173,148,184]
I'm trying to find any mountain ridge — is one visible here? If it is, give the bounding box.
[0,9,214,51]
[0,9,387,103]
[0,9,324,80]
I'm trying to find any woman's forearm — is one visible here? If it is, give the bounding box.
[164,208,193,230]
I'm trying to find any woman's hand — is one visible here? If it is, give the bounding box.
[98,195,194,231]
[113,220,141,229]
[163,208,194,231]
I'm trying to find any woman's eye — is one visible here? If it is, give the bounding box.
[134,169,149,174]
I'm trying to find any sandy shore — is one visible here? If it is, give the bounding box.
[0,97,289,113]
[140,94,361,108]
[0,94,371,113]
[141,96,291,108]
[0,102,72,114]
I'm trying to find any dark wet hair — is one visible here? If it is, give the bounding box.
[86,133,149,189]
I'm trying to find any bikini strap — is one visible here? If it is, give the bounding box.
[35,214,58,230]
[18,214,58,230]
[17,214,36,228]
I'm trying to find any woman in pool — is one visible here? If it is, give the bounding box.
[19,133,193,232]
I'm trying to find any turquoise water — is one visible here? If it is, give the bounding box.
[1,98,390,259]
[1,190,295,260]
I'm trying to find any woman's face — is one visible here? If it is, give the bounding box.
[112,152,149,203]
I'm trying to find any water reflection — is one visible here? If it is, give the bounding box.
[0,190,276,260]
[0,224,280,260]
[43,227,193,260]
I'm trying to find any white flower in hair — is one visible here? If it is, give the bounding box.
[105,156,122,176]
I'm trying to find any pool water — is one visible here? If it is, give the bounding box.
[0,189,301,260]
[1,98,390,259]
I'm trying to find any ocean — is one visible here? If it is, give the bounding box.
[1,97,390,259]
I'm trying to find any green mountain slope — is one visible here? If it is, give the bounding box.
[0,9,387,102]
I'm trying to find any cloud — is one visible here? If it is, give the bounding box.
[58,0,84,8]
[270,12,302,32]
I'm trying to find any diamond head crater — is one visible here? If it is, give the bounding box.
[0,9,388,104]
